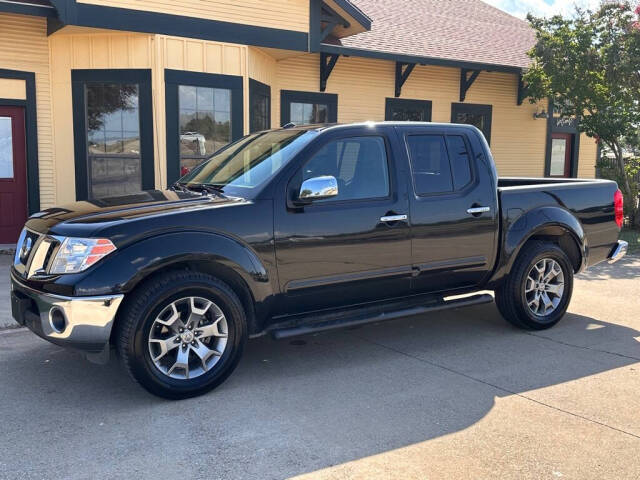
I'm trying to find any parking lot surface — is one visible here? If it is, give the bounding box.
[0,256,639,479]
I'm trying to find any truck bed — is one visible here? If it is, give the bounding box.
[496,177,620,271]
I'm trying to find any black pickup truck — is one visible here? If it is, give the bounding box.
[10,122,627,399]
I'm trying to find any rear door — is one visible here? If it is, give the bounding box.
[396,126,499,293]
[273,126,412,314]
[0,106,28,244]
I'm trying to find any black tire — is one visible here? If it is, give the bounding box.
[495,241,574,330]
[116,270,247,399]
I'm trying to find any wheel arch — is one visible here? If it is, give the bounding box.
[489,206,586,286]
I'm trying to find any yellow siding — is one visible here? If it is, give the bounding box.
[154,35,248,181]
[578,133,598,178]
[77,0,310,32]
[274,53,548,177]
[0,13,55,208]
[0,78,26,100]
[248,47,277,87]
[49,30,248,203]
[49,32,155,204]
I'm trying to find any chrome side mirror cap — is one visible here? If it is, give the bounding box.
[298,176,339,202]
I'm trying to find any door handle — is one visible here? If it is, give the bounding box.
[380,214,408,223]
[466,206,491,215]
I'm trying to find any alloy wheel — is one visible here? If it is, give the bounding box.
[524,258,565,317]
[148,297,228,380]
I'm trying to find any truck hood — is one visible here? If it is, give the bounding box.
[25,190,247,239]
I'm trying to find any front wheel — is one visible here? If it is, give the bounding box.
[495,241,574,330]
[116,270,247,399]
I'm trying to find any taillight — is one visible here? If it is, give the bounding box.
[614,189,624,228]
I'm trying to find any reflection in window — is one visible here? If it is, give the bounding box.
[290,102,328,125]
[301,136,390,202]
[407,135,453,195]
[250,91,269,133]
[179,85,232,176]
[86,83,141,199]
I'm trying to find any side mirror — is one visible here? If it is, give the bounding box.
[298,175,339,202]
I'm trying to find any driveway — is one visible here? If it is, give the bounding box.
[0,256,639,479]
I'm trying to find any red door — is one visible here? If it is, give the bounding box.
[550,133,572,178]
[0,106,28,243]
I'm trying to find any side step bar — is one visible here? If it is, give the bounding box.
[269,293,494,340]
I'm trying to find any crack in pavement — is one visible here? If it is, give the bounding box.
[352,332,640,441]
[524,331,640,362]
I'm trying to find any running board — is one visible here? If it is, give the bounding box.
[269,293,494,340]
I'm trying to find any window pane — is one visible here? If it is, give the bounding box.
[85,83,141,199]
[0,117,14,179]
[550,138,567,176]
[178,85,233,175]
[407,135,453,195]
[391,107,426,122]
[303,136,389,202]
[290,102,329,125]
[448,135,472,190]
[250,93,269,133]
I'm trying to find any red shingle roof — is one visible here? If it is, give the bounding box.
[336,0,536,70]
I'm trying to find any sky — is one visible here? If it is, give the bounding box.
[483,0,603,19]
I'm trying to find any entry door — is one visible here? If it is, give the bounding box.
[274,131,412,315]
[0,106,28,243]
[550,133,572,177]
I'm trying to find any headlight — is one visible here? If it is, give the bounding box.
[49,237,117,274]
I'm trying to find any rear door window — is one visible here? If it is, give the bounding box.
[406,135,453,195]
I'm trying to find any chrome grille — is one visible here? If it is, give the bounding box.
[14,228,61,278]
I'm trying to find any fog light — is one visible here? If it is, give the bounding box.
[49,307,67,333]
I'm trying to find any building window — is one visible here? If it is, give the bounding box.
[451,103,492,144]
[72,69,155,201]
[385,98,432,122]
[281,90,337,126]
[178,85,232,175]
[165,70,244,185]
[250,79,271,133]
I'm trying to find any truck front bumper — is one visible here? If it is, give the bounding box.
[607,240,628,264]
[10,273,124,363]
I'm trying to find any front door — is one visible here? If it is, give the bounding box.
[0,106,28,243]
[274,129,412,314]
[550,133,572,177]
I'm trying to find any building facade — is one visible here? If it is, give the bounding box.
[0,0,598,243]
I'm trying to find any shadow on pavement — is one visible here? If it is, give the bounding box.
[1,300,638,479]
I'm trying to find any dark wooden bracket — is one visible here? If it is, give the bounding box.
[320,52,340,92]
[395,62,416,98]
[460,68,480,102]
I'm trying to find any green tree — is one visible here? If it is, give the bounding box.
[524,2,640,225]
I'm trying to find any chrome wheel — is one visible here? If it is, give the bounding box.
[148,297,228,380]
[525,258,565,317]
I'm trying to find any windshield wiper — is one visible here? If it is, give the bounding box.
[174,182,226,197]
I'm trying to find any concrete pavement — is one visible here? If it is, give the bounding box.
[0,256,638,479]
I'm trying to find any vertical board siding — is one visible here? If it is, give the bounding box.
[49,31,248,202]
[0,14,55,207]
[76,0,310,33]
[49,32,154,204]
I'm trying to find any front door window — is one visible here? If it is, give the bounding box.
[179,85,232,175]
[86,83,141,199]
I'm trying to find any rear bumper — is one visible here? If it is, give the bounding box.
[10,273,123,360]
[607,240,628,264]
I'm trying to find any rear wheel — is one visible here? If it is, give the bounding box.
[495,241,574,330]
[116,270,247,399]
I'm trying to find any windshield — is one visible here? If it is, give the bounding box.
[178,129,318,195]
